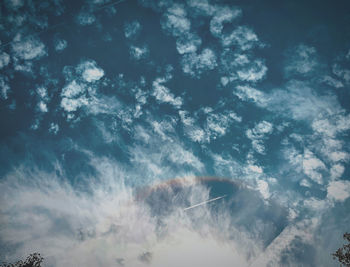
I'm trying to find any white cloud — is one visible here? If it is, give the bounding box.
[77,60,105,82]
[182,48,217,77]
[176,33,201,54]
[236,59,267,82]
[328,151,349,163]
[60,80,91,114]
[76,12,96,25]
[330,164,345,180]
[37,101,48,113]
[284,44,318,77]
[152,77,183,108]
[61,80,85,99]
[130,45,149,60]
[0,75,10,99]
[61,96,89,113]
[302,150,326,185]
[209,7,241,37]
[0,52,10,69]
[321,75,343,88]
[246,121,273,154]
[332,63,350,84]
[49,123,59,135]
[221,26,259,50]
[36,86,48,100]
[54,39,67,52]
[206,111,241,140]
[124,20,142,39]
[186,0,216,16]
[234,85,266,105]
[327,180,350,202]
[5,0,25,9]
[161,4,191,37]
[248,165,263,174]
[220,51,267,83]
[265,81,342,121]
[11,36,47,61]
[1,164,277,267]
[312,113,350,138]
[257,180,270,199]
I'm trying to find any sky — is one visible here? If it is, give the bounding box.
[0,0,350,266]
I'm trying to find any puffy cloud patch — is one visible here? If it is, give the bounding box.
[76,60,105,83]
[209,7,242,37]
[130,45,149,60]
[76,11,96,26]
[246,121,273,154]
[302,149,326,185]
[321,75,343,88]
[221,26,260,50]
[161,4,191,37]
[181,48,217,77]
[0,52,10,69]
[327,180,350,202]
[257,180,270,199]
[0,75,10,99]
[186,0,216,17]
[220,51,267,83]
[332,63,350,84]
[124,20,142,39]
[206,111,241,140]
[152,77,183,109]
[60,80,88,113]
[54,38,67,52]
[176,33,201,54]
[11,36,47,61]
[234,85,266,105]
[284,44,318,77]
[49,123,59,135]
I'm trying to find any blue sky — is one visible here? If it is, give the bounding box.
[0,0,350,266]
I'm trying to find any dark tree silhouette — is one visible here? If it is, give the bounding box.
[333,232,350,267]
[0,253,43,267]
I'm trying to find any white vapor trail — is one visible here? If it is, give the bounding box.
[183,195,227,211]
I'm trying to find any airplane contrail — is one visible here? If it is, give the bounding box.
[183,195,227,211]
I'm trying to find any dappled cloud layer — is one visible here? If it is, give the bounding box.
[1,0,350,266]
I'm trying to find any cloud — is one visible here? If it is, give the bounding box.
[284,44,319,77]
[221,26,260,50]
[181,48,217,77]
[152,77,183,109]
[332,63,350,84]
[176,33,201,54]
[77,60,105,83]
[37,101,48,113]
[76,11,96,26]
[48,123,59,135]
[0,52,10,69]
[0,75,10,99]
[161,4,191,37]
[186,0,216,17]
[1,160,296,267]
[60,80,88,113]
[209,7,242,37]
[124,20,142,39]
[246,121,273,154]
[220,51,267,83]
[54,38,67,52]
[302,149,326,185]
[129,45,149,60]
[257,180,270,199]
[327,180,350,202]
[11,36,47,61]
